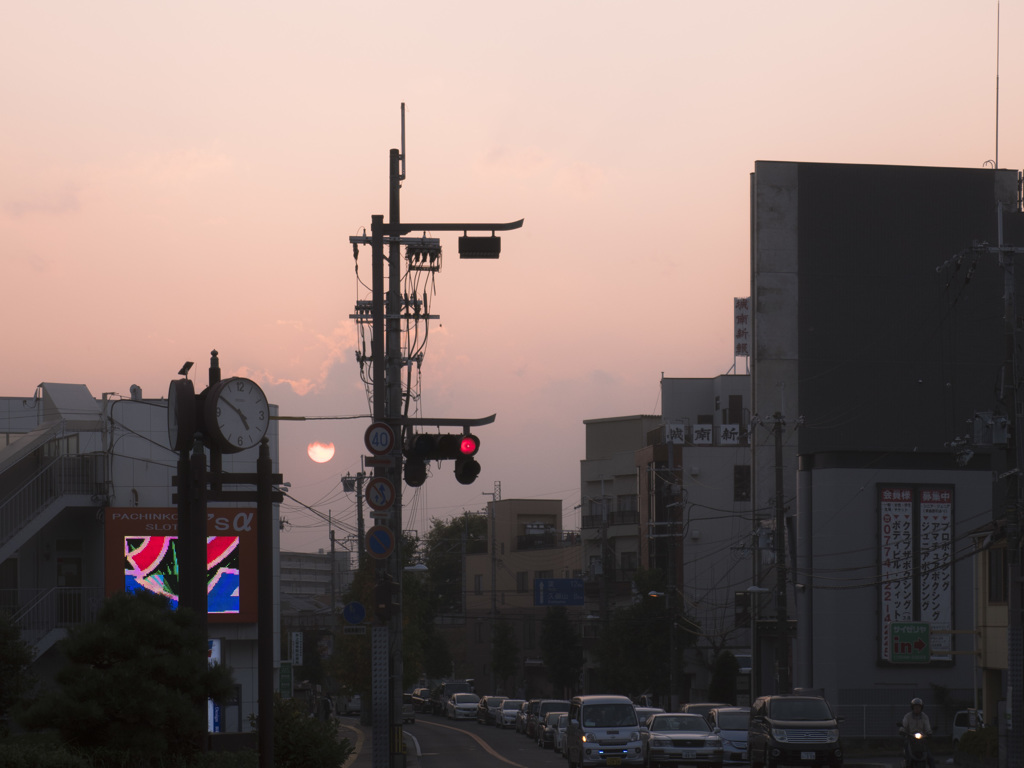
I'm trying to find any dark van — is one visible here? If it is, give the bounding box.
[748,694,843,768]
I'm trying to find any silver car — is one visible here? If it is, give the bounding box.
[641,713,723,768]
[446,692,480,720]
[707,706,749,765]
[553,713,570,754]
[497,698,525,728]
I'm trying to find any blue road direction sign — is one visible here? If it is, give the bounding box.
[534,578,585,606]
[365,525,395,560]
[343,601,367,625]
[891,621,930,663]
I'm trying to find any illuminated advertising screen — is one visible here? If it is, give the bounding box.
[105,508,258,623]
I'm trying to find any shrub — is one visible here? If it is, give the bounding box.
[957,726,997,759]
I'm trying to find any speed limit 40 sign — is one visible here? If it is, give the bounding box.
[364,422,395,456]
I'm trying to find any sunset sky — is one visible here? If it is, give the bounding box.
[2,2,1020,553]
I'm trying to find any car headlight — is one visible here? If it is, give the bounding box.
[630,731,640,742]
[771,728,789,742]
[706,736,722,747]
[826,729,839,743]
[651,737,671,747]
[583,733,597,743]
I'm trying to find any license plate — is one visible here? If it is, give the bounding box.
[801,752,816,761]
[606,759,621,766]
[681,752,696,760]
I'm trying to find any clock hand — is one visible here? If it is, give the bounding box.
[222,399,250,430]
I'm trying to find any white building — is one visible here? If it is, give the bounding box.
[0,380,281,734]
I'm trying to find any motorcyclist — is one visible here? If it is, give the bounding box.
[899,698,934,768]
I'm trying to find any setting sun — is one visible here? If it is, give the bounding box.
[306,441,335,463]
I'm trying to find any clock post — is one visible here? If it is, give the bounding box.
[169,351,282,768]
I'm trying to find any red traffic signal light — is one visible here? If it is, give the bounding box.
[402,432,482,486]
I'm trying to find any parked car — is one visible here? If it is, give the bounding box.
[476,695,504,724]
[553,713,570,755]
[748,694,843,768]
[431,680,474,715]
[496,698,525,728]
[528,698,570,739]
[343,694,362,715]
[446,692,480,720]
[566,694,644,768]
[681,701,731,724]
[402,693,416,724]
[519,699,540,734]
[641,712,723,768]
[538,709,567,748]
[952,709,984,749]
[411,686,432,712]
[515,700,533,733]
[707,705,749,765]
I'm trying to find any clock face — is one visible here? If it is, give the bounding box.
[167,379,196,452]
[206,377,269,453]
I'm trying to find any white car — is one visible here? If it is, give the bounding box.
[447,692,480,720]
[553,713,570,754]
[496,698,525,728]
[641,713,723,768]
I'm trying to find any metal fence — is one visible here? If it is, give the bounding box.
[835,688,973,740]
[1,586,105,640]
[0,454,104,549]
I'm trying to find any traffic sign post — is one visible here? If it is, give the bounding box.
[365,422,396,456]
[891,621,930,663]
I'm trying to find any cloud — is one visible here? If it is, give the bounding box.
[4,184,81,218]
[237,321,357,397]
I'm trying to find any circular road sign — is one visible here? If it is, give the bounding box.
[342,601,366,625]
[364,476,396,511]
[365,525,396,560]
[364,421,396,456]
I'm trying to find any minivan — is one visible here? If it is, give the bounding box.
[566,694,644,768]
[748,694,843,768]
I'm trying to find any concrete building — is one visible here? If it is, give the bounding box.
[461,498,582,697]
[636,374,754,704]
[0,379,281,734]
[751,161,1024,733]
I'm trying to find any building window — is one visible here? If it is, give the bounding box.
[620,551,638,574]
[474,574,483,595]
[989,546,1007,604]
[734,465,751,502]
[516,571,528,593]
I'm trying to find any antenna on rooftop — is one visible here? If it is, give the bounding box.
[995,0,1000,168]
[400,102,407,182]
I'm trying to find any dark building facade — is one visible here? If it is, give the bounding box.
[751,162,1022,734]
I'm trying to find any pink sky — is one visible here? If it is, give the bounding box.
[2,2,1020,552]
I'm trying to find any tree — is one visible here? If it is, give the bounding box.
[491,619,519,694]
[421,513,487,614]
[540,607,582,698]
[21,590,234,760]
[0,611,34,735]
[593,570,695,701]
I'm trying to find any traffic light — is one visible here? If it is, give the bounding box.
[402,432,481,486]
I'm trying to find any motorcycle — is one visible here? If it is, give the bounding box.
[897,724,931,768]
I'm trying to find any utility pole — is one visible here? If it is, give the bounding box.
[350,105,522,768]
[483,483,501,692]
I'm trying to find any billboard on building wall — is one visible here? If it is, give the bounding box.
[104,507,258,623]
[877,486,953,662]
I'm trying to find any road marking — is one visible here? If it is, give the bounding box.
[417,720,530,768]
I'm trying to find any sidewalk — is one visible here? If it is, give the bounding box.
[338,719,419,768]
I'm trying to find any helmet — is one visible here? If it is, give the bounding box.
[911,698,924,709]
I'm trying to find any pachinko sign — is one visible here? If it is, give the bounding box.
[105,508,258,623]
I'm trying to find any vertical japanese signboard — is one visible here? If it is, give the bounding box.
[919,488,952,658]
[878,485,954,662]
[880,487,914,661]
[734,297,751,358]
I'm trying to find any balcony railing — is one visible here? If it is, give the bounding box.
[0,454,104,550]
[581,509,640,529]
[1,586,105,636]
[515,531,582,551]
